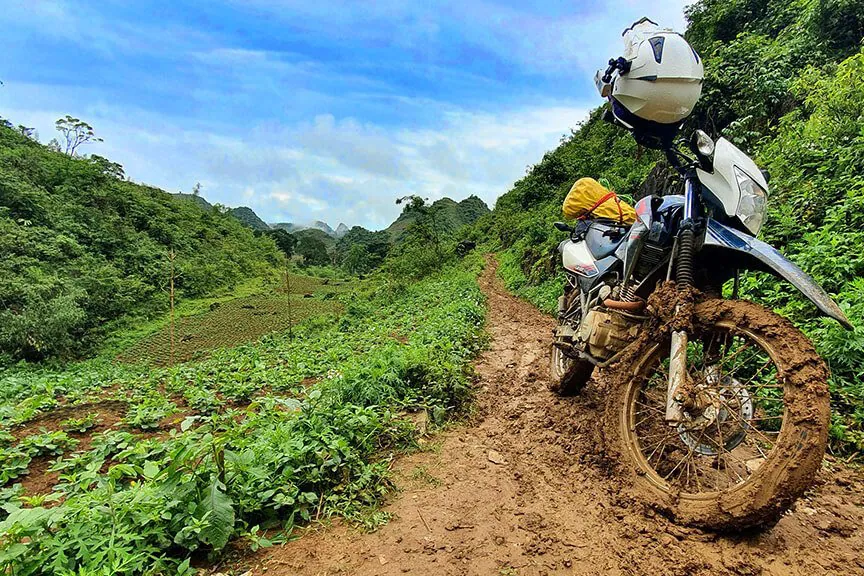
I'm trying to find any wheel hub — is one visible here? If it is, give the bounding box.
[677,367,753,456]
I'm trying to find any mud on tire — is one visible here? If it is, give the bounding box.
[549,344,594,396]
[602,299,830,531]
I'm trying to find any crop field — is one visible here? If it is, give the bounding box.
[116,273,347,366]
[0,259,486,574]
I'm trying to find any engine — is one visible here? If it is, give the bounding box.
[577,308,641,359]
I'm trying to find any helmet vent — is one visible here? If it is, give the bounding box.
[649,36,665,63]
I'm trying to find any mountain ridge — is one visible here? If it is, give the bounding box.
[180,194,489,240]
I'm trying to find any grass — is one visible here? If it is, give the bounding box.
[104,271,348,365]
[409,465,442,487]
[496,248,561,315]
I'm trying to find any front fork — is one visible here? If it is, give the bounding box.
[666,173,700,423]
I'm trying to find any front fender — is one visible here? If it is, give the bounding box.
[703,219,853,330]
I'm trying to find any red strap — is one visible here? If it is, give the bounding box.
[578,191,625,224]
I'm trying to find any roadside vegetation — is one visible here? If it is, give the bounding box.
[0,123,282,362]
[486,0,864,453]
[0,252,485,574]
[0,112,487,571]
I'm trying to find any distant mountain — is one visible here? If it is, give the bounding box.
[309,220,335,236]
[174,194,271,232]
[293,227,337,250]
[335,223,350,238]
[270,220,345,238]
[271,222,303,233]
[229,206,270,231]
[385,195,490,240]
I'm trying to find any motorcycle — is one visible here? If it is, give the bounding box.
[549,120,853,529]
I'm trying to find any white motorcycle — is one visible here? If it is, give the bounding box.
[550,19,852,530]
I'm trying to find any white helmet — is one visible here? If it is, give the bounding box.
[597,18,703,142]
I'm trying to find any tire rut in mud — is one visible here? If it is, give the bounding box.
[237,258,864,576]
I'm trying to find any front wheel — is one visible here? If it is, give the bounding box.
[604,299,830,530]
[549,341,594,396]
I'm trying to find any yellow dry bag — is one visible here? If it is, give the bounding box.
[562,177,636,224]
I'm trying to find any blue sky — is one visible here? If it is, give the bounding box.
[0,0,689,229]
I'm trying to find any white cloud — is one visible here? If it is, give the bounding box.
[0,0,693,230]
[2,94,589,229]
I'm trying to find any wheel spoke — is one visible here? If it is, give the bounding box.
[627,322,791,496]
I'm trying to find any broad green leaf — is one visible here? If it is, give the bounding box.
[142,461,159,479]
[197,480,235,550]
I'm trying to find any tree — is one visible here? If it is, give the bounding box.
[262,228,297,258]
[296,235,329,266]
[335,226,391,271]
[55,115,102,156]
[396,195,442,257]
[193,182,202,196]
[16,125,37,141]
[343,243,372,275]
[89,155,125,180]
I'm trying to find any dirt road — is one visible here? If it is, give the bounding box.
[243,260,864,575]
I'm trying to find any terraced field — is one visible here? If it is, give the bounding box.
[117,274,347,365]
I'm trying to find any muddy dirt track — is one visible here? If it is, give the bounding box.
[241,260,864,576]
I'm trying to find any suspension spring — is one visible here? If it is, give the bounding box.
[675,228,695,288]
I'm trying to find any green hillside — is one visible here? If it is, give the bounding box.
[485,0,864,451]
[386,195,490,240]
[293,227,336,249]
[0,124,281,361]
[229,206,270,231]
[173,193,212,210]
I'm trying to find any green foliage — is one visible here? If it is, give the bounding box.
[19,430,78,457]
[0,448,30,484]
[0,259,486,574]
[388,195,490,242]
[258,227,298,258]
[197,479,236,550]
[229,206,270,231]
[0,125,282,361]
[296,234,331,267]
[59,413,100,433]
[335,226,391,272]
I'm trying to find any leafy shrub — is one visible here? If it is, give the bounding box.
[0,260,486,574]
[19,430,78,457]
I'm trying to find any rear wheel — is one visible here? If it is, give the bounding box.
[605,299,829,530]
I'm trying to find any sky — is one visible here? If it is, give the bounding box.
[0,0,690,230]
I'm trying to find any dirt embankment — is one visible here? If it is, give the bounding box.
[239,259,864,576]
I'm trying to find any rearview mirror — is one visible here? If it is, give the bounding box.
[554,221,574,233]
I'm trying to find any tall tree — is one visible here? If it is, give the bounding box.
[89,155,125,180]
[55,115,102,156]
[343,243,372,275]
[396,195,442,257]
[260,228,298,258]
[297,235,329,266]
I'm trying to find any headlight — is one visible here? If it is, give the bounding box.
[734,166,767,235]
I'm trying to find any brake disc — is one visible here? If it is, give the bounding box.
[677,369,753,456]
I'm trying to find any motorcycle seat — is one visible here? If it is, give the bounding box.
[585,221,628,260]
